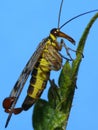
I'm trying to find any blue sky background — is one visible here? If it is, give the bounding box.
[0,0,98,130]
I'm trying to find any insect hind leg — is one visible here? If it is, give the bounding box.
[48,79,61,108]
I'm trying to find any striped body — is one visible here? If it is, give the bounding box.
[22,36,62,110]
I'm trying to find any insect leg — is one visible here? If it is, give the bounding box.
[60,39,84,59]
[52,40,72,61]
[48,79,61,108]
[61,39,74,60]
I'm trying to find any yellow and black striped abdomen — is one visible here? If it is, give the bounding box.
[22,56,51,110]
[22,40,62,110]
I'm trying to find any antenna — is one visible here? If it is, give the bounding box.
[58,0,64,29]
[60,9,98,29]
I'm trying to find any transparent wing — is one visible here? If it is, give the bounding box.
[5,37,48,128]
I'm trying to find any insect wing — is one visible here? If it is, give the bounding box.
[9,38,48,98]
[5,37,48,127]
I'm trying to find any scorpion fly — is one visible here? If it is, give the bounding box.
[3,0,98,128]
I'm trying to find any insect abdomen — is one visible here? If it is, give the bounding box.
[22,39,62,110]
[22,57,50,110]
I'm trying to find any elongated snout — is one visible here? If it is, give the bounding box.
[50,28,75,45]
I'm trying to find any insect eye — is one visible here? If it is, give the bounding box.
[50,28,58,36]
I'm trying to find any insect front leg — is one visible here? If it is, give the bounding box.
[60,39,75,60]
[60,39,84,60]
[54,40,73,61]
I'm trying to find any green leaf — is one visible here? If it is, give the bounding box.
[33,99,66,130]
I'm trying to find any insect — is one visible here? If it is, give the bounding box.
[2,0,98,128]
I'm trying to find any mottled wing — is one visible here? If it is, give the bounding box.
[10,38,48,98]
[5,37,48,127]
